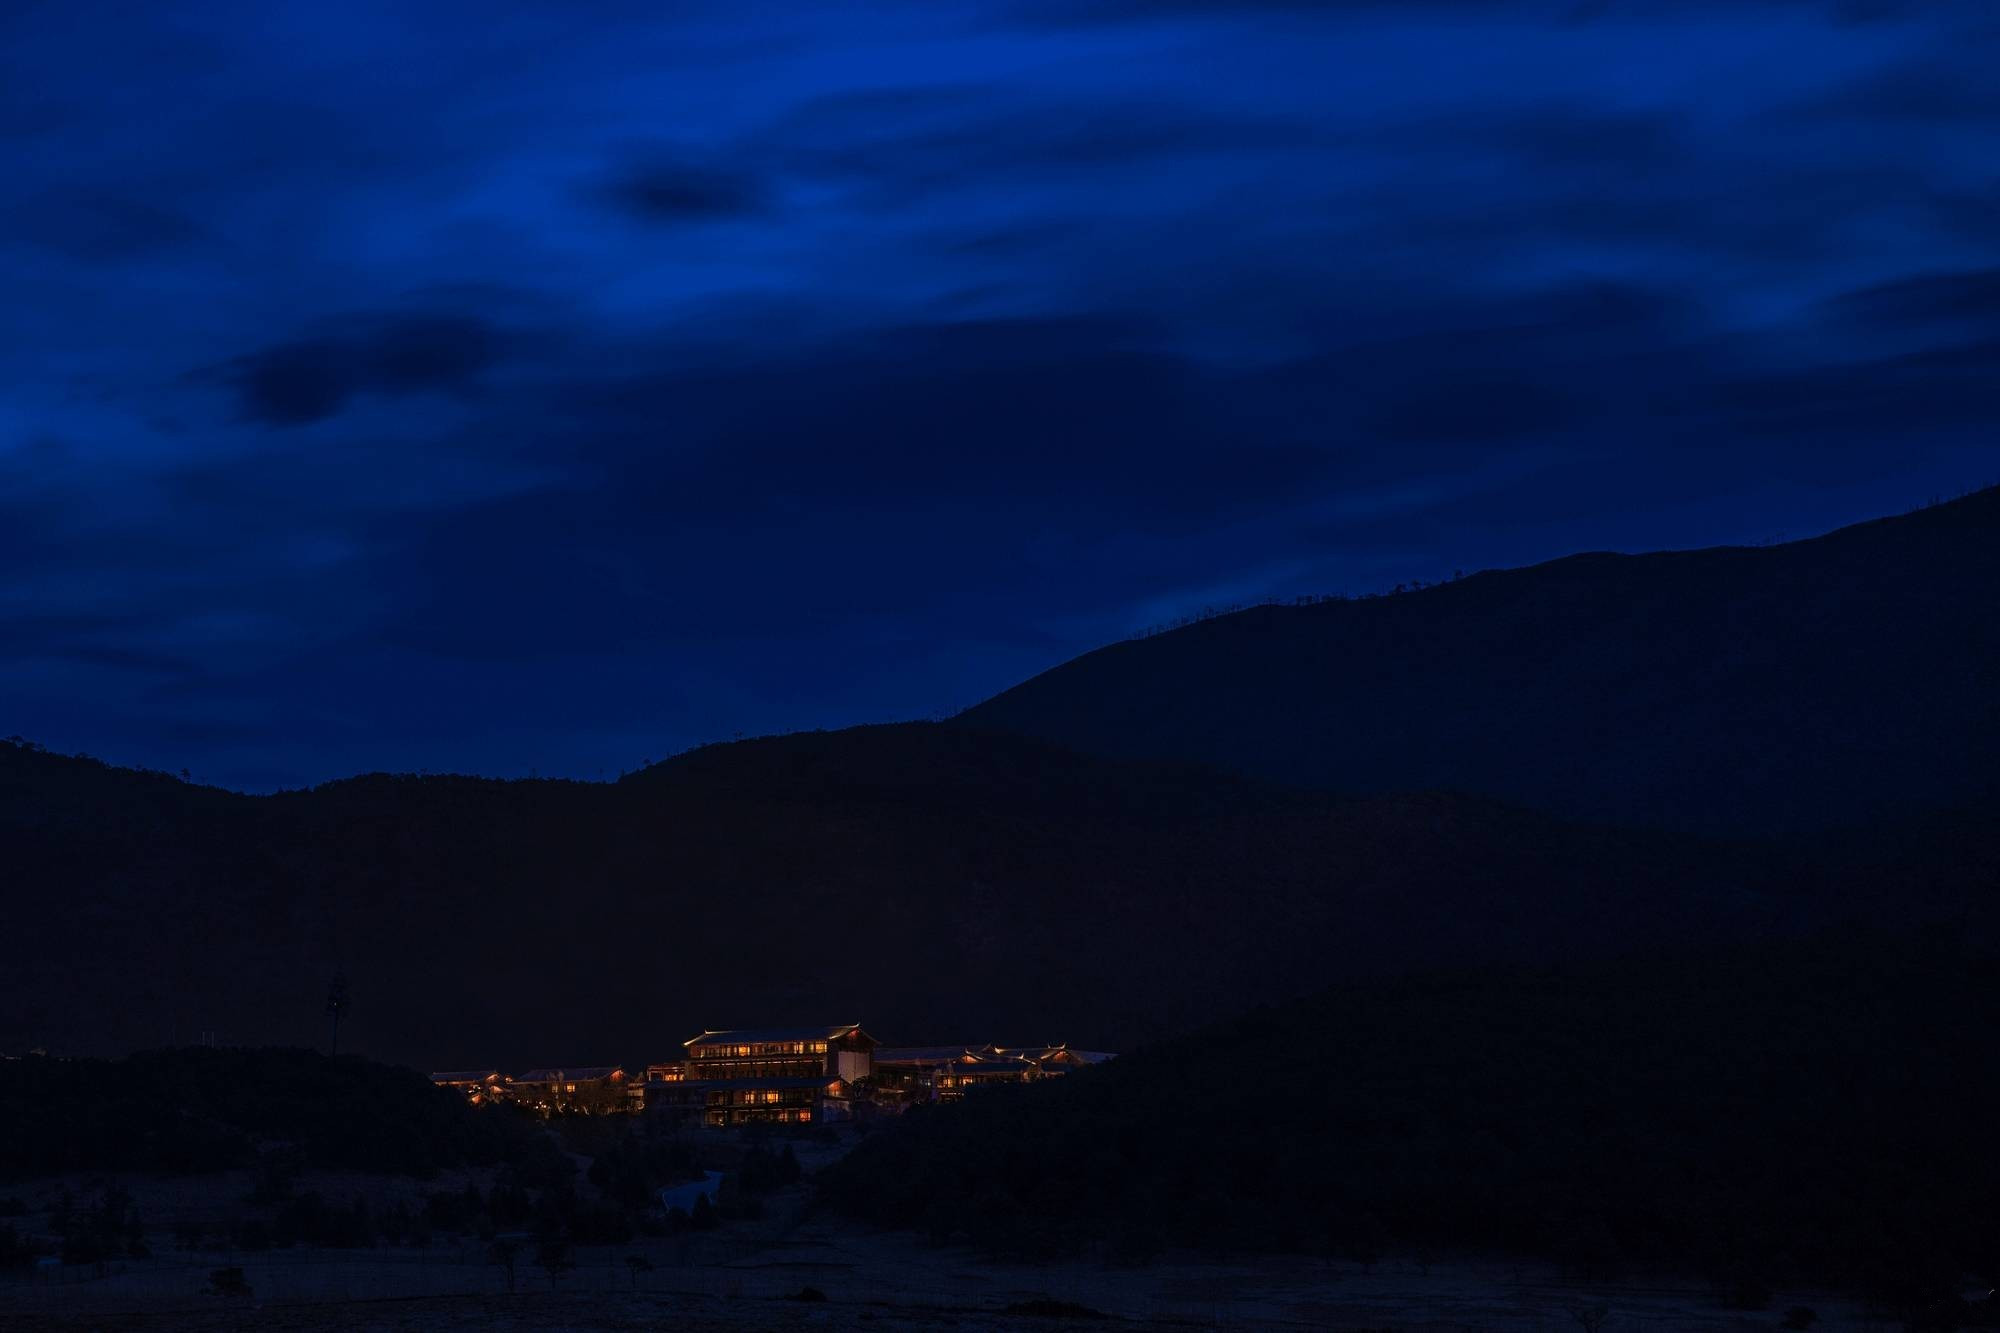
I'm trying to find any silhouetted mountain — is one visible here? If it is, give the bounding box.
[0,728,1850,1070]
[5,494,1995,1072]
[962,488,2000,834]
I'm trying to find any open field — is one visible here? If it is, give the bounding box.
[2,1197,1904,1332]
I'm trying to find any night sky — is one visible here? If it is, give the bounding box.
[5,1,1997,790]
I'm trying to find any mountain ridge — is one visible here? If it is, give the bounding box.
[0,725,1843,1068]
[4,489,1995,1069]
[960,486,2000,834]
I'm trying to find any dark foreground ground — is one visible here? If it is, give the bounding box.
[1,1195,1911,1333]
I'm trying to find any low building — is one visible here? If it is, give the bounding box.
[508,1066,630,1114]
[995,1044,1117,1074]
[873,1042,1115,1103]
[874,1045,1035,1102]
[430,1069,509,1105]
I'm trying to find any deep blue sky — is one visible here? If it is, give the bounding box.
[4,0,1997,790]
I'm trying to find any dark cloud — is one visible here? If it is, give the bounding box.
[221,339,352,426]
[4,189,205,261]
[1827,269,2000,334]
[291,283,1722,666]
[213,314,510,427]
[757,93,1324,202]
[595,158,773,222]
[1714,338,2000,439]
[1460,107,1689,173]
[42,646,200,677]
[1796,53,2000,124]
[940,220,1085,256]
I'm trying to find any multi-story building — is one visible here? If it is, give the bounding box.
[655,1025,876,1127]
[442,1028,1110,1124]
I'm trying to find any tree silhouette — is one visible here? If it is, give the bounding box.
[535,1234,574,1288]
[1569,1305,1612,1333]
[489,1236,520,1293]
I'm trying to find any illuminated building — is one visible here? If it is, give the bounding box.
[508,1065,629,1114]
[439,1028,1111,1124]
[429,1069,509,1104]
[872,1043,1115,1102]
[648,1025,876,1127]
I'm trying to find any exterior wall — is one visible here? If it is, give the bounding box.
[510,1075,629,1114]
[701,1084,824,1127]
[687,1039,832,1081]
[835,1048,871,1082]
[643,1082,708,1123]
[689,1056,827,1080]
[432,1075,509,1105]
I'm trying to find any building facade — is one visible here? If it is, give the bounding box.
[872,1043,1116,1103]
[659,1025,876,1127]
[507,1066,630,1114]
[429,1069,509,1105]
[439,1027,1110,1123]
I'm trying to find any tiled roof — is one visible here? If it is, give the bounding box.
[514,1066,625,1083]
[879,1044,1108,1067]
[684,1024,872,1047]
[993,1044,1117,1064]
[874,1045,984,1066]
[429,1069,502,1083]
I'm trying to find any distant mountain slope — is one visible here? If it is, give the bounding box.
[6,491,1994,1070]
[0,728,1810,1070]
[961,488,2000,833]
[825,927,2000,1294]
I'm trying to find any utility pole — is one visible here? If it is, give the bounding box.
[325,970,350,1056]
